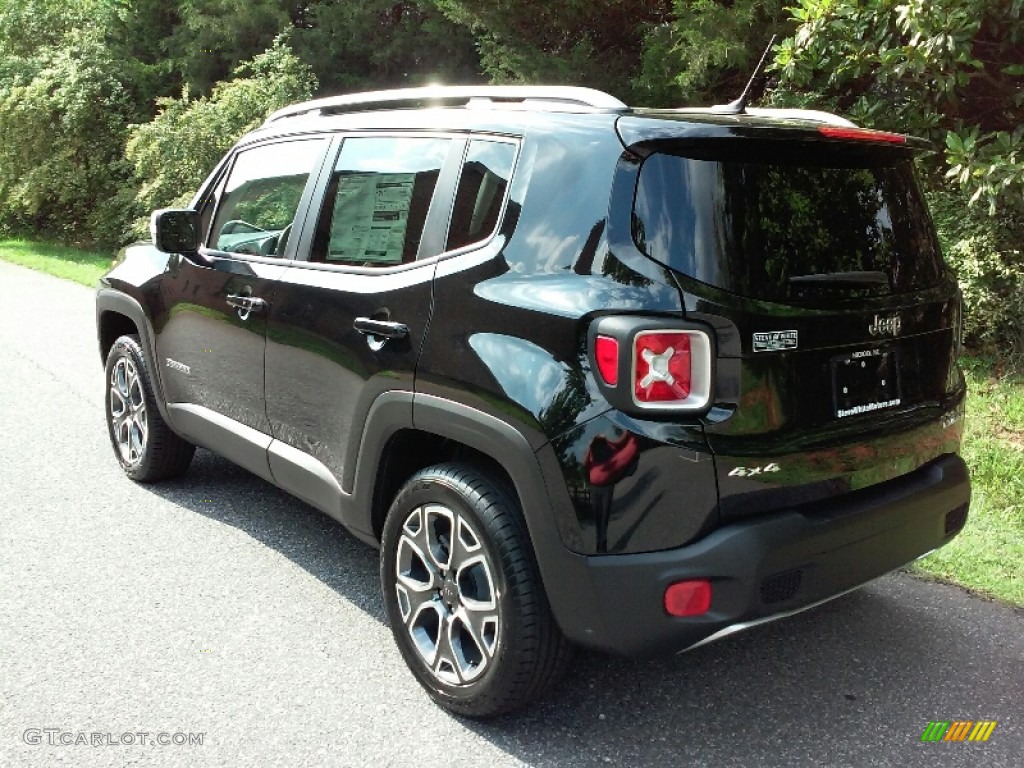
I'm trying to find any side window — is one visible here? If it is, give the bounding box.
[311,136,450,267]
[208,139,325,257]
[446,140,516,252]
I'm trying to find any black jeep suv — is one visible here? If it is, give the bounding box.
[96,85,971,717]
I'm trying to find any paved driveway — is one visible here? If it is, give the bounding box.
[0,260,1020,767]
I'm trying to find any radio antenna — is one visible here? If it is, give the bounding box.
[711,35,777,115]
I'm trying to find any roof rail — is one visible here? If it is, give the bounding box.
[263,85,628,124]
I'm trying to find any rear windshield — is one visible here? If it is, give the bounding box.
[631,148,944,305]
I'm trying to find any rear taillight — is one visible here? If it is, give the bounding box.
[818,125,907,144]
[594,335,619,386]
[634,331,692,403]
[630,328,712,411]
[588,318,714,414]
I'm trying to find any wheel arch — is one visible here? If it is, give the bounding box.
[350,392,603,646]
[96,288,174,426]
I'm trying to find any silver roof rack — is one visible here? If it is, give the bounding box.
[263,85,628,124]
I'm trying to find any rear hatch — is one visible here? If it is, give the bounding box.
[619,115,966,521]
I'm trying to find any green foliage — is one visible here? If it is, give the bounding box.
[293,1,481,93]
[945,126,1024,217]
[166,0,292,95]
[429,0,671,100]
[0,28,139,247]
[636,0,789,106]
[929,189,1024,353]
[773,0,1024,359]
[773,0,1023,206]
[125,36,317,237]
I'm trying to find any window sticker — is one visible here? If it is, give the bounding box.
[328,173,415,263]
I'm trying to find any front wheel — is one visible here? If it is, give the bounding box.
[380,463,572,718]
[104,335,194,482]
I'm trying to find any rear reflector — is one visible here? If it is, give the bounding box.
[664,579,712,617]
[594,335,619,386]
[818,125,907,144]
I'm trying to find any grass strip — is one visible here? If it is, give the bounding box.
[0,238,113,287]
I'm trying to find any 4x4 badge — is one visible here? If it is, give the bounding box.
[868,314,902,337]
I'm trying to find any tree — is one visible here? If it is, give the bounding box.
[0,27,141,246]
[774,0,1022,212]
[772,0,1024,351]
[636,0,790,107]
[163,0,292,95]
[126,36,317,235]
[293,1,481,93]
[429,0,674,101]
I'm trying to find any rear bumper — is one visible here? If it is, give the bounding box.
[556,453,970,656]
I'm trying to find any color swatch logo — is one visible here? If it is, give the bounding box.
[920,720,997,742]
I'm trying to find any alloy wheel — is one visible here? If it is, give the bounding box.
[394,503,500,685]
[109,355,148,465]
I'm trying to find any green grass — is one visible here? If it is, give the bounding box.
[1,239,1020,605]
[911,355,1024,605]
[0,238,114,287]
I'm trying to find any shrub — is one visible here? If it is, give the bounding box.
[0,30,138,248]
[125,36,316,240]
[773,0,1024,362]
[929,190,1024,355]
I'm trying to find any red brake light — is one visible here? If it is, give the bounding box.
[817,126,906,144]
[634,332,692,403]
[594,335,619,386]
[664,579,712,617]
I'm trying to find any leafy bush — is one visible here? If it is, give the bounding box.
[635,0,789,107]
[125,36,316,240]
[0,30,138,247]
[773,0,1024,359]
[929,190,1024,354]
[430,0,670,100]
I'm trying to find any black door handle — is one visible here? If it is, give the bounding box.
[354,317,409,339]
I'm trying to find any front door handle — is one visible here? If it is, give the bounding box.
[226,293,266,319]
[354,317,409,339]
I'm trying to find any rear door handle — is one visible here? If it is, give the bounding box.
[353,317,409,339]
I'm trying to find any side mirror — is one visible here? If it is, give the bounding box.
[151,208,199,253]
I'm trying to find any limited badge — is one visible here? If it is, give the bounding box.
[753,330,798,352]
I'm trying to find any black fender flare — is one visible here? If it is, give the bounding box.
[95,288,176,428]
[348,391,607,647]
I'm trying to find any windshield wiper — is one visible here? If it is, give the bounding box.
[788,271,889,287]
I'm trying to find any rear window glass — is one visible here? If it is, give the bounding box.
[632,150,944,305]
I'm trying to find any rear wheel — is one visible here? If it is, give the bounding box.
[380,463,572,718]
[104,335,194,482]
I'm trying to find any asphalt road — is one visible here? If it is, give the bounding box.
[0,259,1021,767]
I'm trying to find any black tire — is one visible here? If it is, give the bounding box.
[104,335,195,483]
[380,463,573,718]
